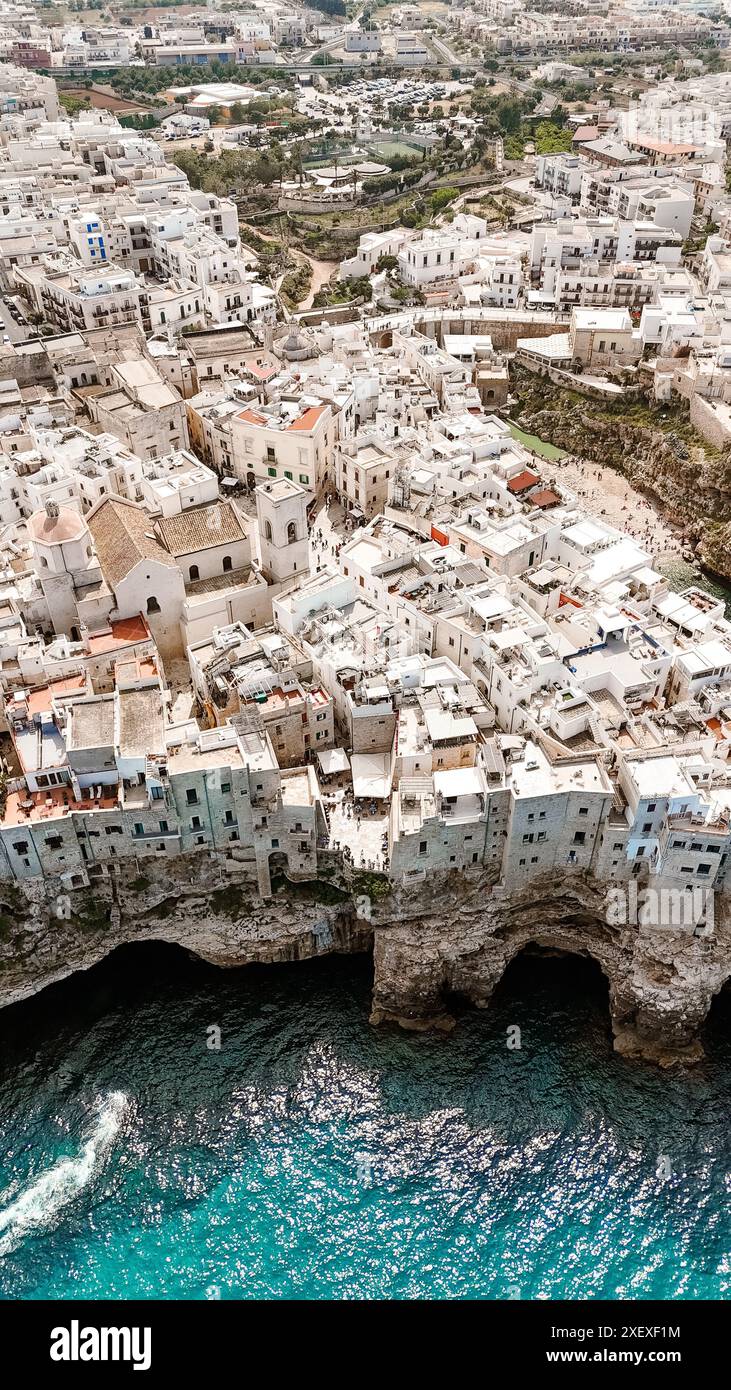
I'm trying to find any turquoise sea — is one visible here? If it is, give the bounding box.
[0,946,729,1301]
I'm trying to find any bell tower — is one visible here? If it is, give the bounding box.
[255,478,309,583]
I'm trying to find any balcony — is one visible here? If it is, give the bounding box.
[131,827,181,841]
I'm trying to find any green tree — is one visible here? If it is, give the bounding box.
[59,93,90,118]
[430,186,459,213]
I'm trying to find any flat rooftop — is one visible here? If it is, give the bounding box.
[118,685,165,759]
[67,696,115,751]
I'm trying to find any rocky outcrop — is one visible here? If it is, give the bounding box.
[370,874,731,1067]
[1,862,729,1067]
[697,520,731,586]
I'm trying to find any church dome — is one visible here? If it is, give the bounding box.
[28,502,88,546]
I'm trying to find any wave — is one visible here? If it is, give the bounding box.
[0,1090,129,1255]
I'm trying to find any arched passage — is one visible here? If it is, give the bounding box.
[485,942,613,1048]
[703,974,731,1054]
[490,941,610,1002]
[369,880,723,1065]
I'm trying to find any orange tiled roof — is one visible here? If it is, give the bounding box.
[27,675,87,716]
[508,469,540,494]
[3,786,118,827]
[529,488,561,509]
[86,615,150,655]
[286,405,326,432]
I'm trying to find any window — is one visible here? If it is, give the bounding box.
[287,521,297,545]
[191,816,201,829]
[578,807,588,816]
[222,556,232,573]
[647,802,656,812]
[284,470,293,481]
[264,520,272,542]
[189,564,200,582]
[186,789,198,805]
[573,831,586,845]
[147,596,160,614]
[299,474,308,484]
[221,782,231,794]
[419,841,427,855]
[267,466,277,478]
[133,824,144,837]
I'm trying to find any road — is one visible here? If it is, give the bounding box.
[0,297,30,344]
[298,251,336,308]
[276,248,336,309]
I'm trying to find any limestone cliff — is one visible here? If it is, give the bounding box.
[697,520,731,585]
[1,861,729,1068]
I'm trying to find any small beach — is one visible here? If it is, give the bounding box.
[537,451,687,567]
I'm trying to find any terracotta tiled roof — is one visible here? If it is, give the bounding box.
[87,497,176,590]
[286,404,326,431]
[155,500,246,556]
[507,469,540,494]
[86,616,150,654]
[529,488,561,509]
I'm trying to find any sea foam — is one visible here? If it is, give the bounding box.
[0,1090,128,1254]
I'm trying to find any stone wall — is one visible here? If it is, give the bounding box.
[690,393,731,450]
